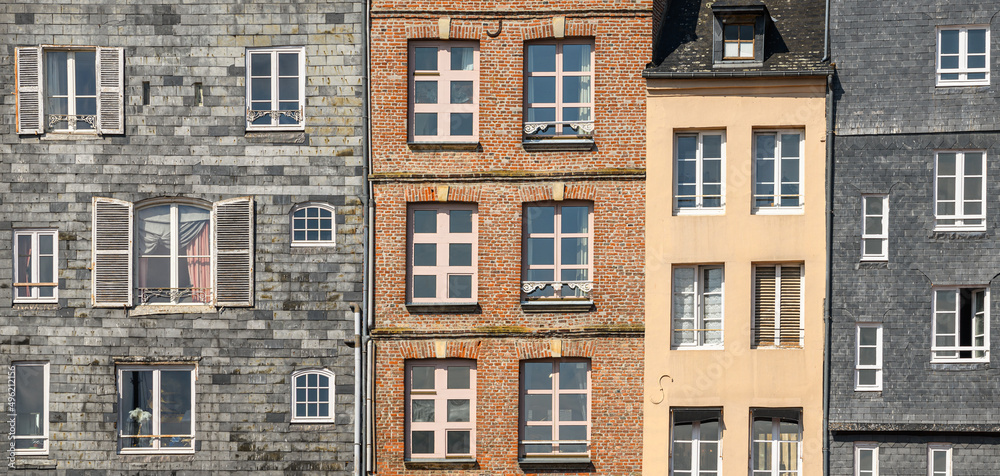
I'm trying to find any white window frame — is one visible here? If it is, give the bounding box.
[44,49,98,133]
[672,265,725,349]
[13,229,58,303]
[135,201,213,306]
[245,46,306,131]
[934,150,986,231]
[670,408,722,476]
[928,444,953,476]
[407,203,478,304]
[937,26,989,86]
[404,359,477,461]
[409,41,480,142]
[931,286,989,362]
[750,409,802,476]
[861,194,888,261]
[855,443,879,476]
[290,369,335,423]
[290,203,336,247]
[752,130,804,214]
[674,131,726,215]
[12,361,49,456]
[751,263,804,348]
[855,324,883,391]
[117,365,196,455]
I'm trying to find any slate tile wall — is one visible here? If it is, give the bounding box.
[831,433,1000,476]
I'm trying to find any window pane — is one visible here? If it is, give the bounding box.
[277,52,298,76]
[46,51,69,96]
[411,430,434,454]
[938,153,956,175]
[450,81,473,104]
[561,238,588,266]
[724,42,739,58]
[702,135,722,158]
[411,366,434,390]
[447,430,471,454]
[859,347,877,365]
[447,365,470,389]
[527,207,555,234]
[413,275,436,299]
[940,30,960,54]
[528,76,556,104]
[278,78,298,101]
[527,107,556,124]
[75,51,97,95]
[251,78,271,102]
[449,243,472,266]
[413,47,437,71]
[562,44,591,72]
[865,197,883,216]
[250,52,271,76]
[450,112,473,136]
[451,47,474,71]
[678,136,698,160]
[448,275,472,299]
[411,400,435,422]
[525,394,553,421]
[160,371,193,440]
[701,419,720,440]
[39,234,54,255]
[739,42,753,58]
[859,327,878,346]
[559,362,588,390]
[558,394,587,421]
[413,113,437,136]
[450,209,473,233]
[858,369,877,386]
[780,134,800,157]
[561,206,589,234]
[14,365,44,436]
[563,76,591,104]
[527,238,555,266]
[413,210,437,233]
[524,362,552,390]
[121,371,154,438]
[527,44,557,72]
[969,55,986,69]
[559,424,588,453]
[414,81,437,104]
[933,450,947,471]
[413,243,436,266]
[864,239,883,256]
[701,441,720,470]
[447,399,470,422]
[523,425,552,454]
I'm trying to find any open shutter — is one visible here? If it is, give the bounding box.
[753,266,776,347]
[778,265,803,347]
[96,47,124,134]
[213,197,255,307]
[92,197,133,307]
[15,46,43,134]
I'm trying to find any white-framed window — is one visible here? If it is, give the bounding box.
[524,39,595,140]
[137,203,212,305]
[861,195,888,261]
[753,131,803,213]
[520,359,590,460]
[750,409,801,476]
[752,264,803,348]
[675,131,725,214]
[290,203,336,247]
[932,287,988,362]
[672,265,724,348]
[15,46,124,135]
[670,408,721,475]
[928,444,952,476]
[522,202,594,302]
[246,47,306,130]
[855,443,879,476]
[409,41,479,142]
[937,26,989,86]
[935,151,985,230]
[405,359,476,460]
[291,369,335,423]
[117,365,196,454]
[13,229,58,303]
[12,361,49,455]
[855,324,883,391]
[407,203,478,304]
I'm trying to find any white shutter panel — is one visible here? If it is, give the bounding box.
[15,46,43,134]
[778,265,803,347]
[753,266,776,347]
[97,47,124,134]
[213,197,255,307]
[92,197,133,307]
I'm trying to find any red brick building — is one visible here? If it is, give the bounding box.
[369,0,650,473]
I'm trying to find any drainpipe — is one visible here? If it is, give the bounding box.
[822,69,835,476]
[351,304,362,475]
[357,0,373,472]
[822,0,830,62]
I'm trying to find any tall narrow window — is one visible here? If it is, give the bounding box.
[409,41,479,142]
[675,132,725,213]
[246,47,305,130]
[136,203,212,305]
[671,409,721,475]
[753,131,803,212]
[407,203,478,304]
[45,50,97,132]
[855,443,879,476]
[861,195,888,261]
[935,151,985,230]
[524,40,594,141]
[405,360,476,460]
[855,324,883,391]
[932,287,988,362]
[928,444,952,476]
[937,26,989,86]
[118,365,195,454]
[521,202,594,302]
[13,229,58,303]
[520,359,590,460]
[12,362,49,455]
[672,266,724,348]
[750,409,801,476]
[752,264,803,348]
[291,369,335,423]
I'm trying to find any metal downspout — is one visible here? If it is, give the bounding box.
[358,0,374,471]
[823,70,834,476]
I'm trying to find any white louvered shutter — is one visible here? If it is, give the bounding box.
[778,265,803,347]
[92,197,133,307]
[15,46,43,134]
[96,47,124,134]
[213,197,255,307]
[753,266,776,347]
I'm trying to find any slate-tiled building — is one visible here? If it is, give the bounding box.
[829,2,1000,474]
[2,1,365,473]
[368,0,649,473]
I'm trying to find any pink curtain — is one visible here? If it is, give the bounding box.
[186,225,211,303]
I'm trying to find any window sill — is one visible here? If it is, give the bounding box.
[714,60,764,68]
[935,80,990,88]
[118,451,197,458]
[929,361,990,370]
[39,132,102,140]
[672,345,725,351]
[518,456,593,469]
[10,460,56,470]
[930,229,989,239]
[521,300,593,313]
[245,131,307,144]
[290,419,335,425]
[752,206,804,215]
[674,208,725,216]
[854,387,882,392]
[521,138,595,152]
[404,458,478,470]
[406,302,480,313]
[13,302,59,310]
[407,141,481,152]
[290,241,336,248]
[130,304,217,317]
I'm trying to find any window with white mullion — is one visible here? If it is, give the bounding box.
[136,203,212,305]
[938,27,989,85]
[932,287,988,362]
[45,50,98,131]
[410,42,479,142]
[14,229,58,303]
[928,444,952,476]
[861,195,888,261]
[525,40,594,136]
[753,131,803,212]
[855,443,879,476]
[855,324,883,391]
[522,202,593,299]
[408,204,478,303]
[675,132,725,212]
[246,47,305,129]
[935,150,985,230]
[520,360,590,459]
[405,360,476,460]
[750,410,801,476]
[672,266,724,348]
[12,362,49,455]
[671,409,721,476]
[118,366,195,454]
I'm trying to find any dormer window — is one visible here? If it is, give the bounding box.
[724,24,755,59]
[712,3,768,66]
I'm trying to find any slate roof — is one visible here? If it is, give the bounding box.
[646,0,831,76]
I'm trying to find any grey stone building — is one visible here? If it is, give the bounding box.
[1,1,366,474]
[829,1,1000,474]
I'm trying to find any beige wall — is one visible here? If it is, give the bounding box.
[643,77,828,475]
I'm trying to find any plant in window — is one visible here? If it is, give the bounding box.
[118,366,195,454]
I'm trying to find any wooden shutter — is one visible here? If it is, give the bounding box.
[753,266,776,347]
[15,46,43,134]
[92,197,133,307]
[778,265,803,347]
[213,197,255,307]
[96,47,124,134]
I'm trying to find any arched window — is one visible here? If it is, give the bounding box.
[291,369,335,423]
[290,203,336,246]
[137,202,212,304]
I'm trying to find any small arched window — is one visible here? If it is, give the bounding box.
[290,203,336,247]
[291,369,335,423]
